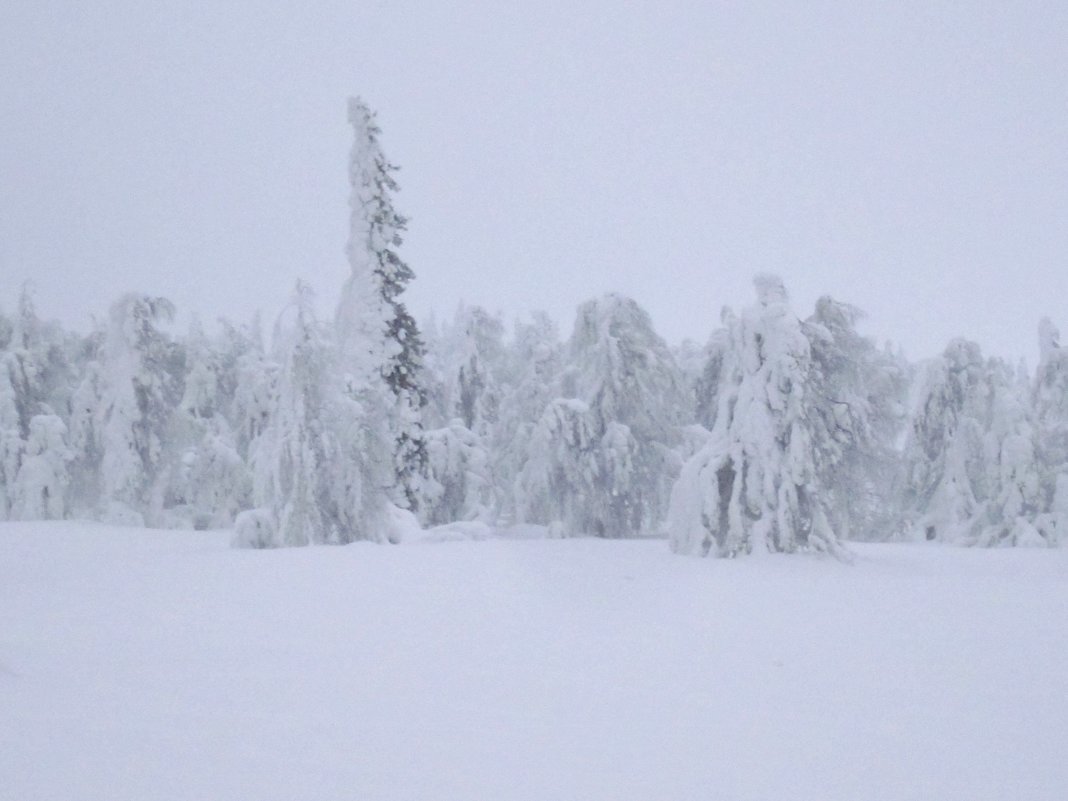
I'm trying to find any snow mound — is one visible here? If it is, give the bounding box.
[409,519,494,543]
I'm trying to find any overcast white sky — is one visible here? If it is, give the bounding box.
[2,1,1066,362]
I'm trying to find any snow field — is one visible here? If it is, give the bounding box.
[2,522,1067,800]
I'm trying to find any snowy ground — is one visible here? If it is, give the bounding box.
[2,523,1067,801]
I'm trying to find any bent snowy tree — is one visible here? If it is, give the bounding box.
[669,275,847,558]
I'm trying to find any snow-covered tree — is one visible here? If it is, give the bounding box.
[0,351,23,519]
[692,323,731,432]
[66,345,104,517]
[902,340,988,542]
[161,317,252,528]
[416,305,511,525]
[9,414,71,520]
[182,429,252,529]
[177,317,220,421]
[495,312,563,523]
[901,339,1043,546]
[514,397,599,532]
[568,295,685,536]
[2,287,80,434]
[673,337,705,422]
[247,283,386,547]
[978,361,1042,545]
[70,294,183,525]
[336,97,427,513]
[516,295,684,537]
[447,305,506,439]
[422,418,494,525]
[669,275,846,558]
[228,317,278,464]
[803,296,909,541]
[1032,317,1068,544]
[0,290,85,519]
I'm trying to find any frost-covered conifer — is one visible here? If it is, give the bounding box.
[449,306,506,439]
[67,348,104,517]
[3,288,80,439]
[516,295,683,537]
[228,316,278,463]
[3,297,93,519]
[669,275,846,557]
[0,352,23,519]
[418,305,508,524]
[247,283,386,547]
[337,97,427,513]
[161,318,252,528]
[422,419,493,525]
[10,414,71,520]
[568,295,685,536]
[254,284,339,544]
[209,316,280,532]
[514,398,599,532]
[978,361,1042,545]
[902,340,988,542]
[183,430,251,529]
[673,337,705,418]
[495,313,563,523]
[804,297,909,540]
[693,322,732,432]
[902,339,1042,545]
[75,295,182,525]
[418,312,448,428]
[178,318,220,421]
[1032,317,1068,543]
[5,289,48,438]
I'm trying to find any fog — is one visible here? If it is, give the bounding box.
[2,1,1066,361]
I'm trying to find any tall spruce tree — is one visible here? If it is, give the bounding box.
[336,97,427,513]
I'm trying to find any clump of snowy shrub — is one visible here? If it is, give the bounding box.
[232,508,276,549]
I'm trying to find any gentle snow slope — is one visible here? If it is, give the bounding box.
[2,523,1066,801]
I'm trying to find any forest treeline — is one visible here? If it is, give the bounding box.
[2,100,1066,555]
